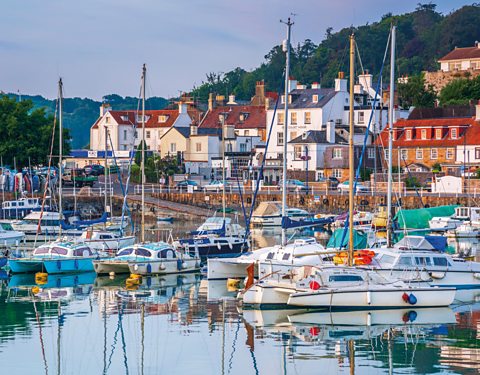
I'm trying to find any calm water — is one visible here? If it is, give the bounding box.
[2,215,480,374]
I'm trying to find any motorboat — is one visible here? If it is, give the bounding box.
[251,202,309,227]
[0,197,42,220]
[0,220,25,246]
[94,242,200,275]
[333,211,374,228]
[429,206,480,231]
[446,223,480,238]
[207,238,329,280]
[286,267,455,309]
[429,217,463,231]
[75,229,135,253]
[9,241,103,274]
[372,236,480,289]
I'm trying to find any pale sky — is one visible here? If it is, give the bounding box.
[0,0,469,100]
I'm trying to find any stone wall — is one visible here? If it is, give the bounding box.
[424,69,480,93]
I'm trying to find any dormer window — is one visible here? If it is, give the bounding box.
[158,115,169,123]
[436,129,442,140]
[451,128,457,139]
[105,117,110,124]
[136,115,150,123]
[421,129,427,140]
[121,115,129,122]
[312,95,318,103]
[406,129,412,140]
[218,113,227,123]
[281,95,285,104]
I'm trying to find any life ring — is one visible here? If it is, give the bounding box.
[424,204,430,208]
[360,199,369,206]
[322,198,329,205]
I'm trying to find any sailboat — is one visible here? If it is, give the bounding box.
[93,65,200,276]
[9,79,104,274]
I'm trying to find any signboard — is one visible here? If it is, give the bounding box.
[187,185,194,194]
[88,150,98,158]
[314,195,320,203]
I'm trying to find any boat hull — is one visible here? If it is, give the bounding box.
[241,282,297,308]
[128,259,200,275]
[207,258,257,280]
[42,258,96,274]
[9,258,44,273]
[375,269,480,289]
[93,260,130,275]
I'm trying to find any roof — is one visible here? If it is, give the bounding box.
[91,109,179,129]
[269,88,337,109]
[289,130,347,144]
[439,46,480,61]
[162,126,222,139]
[199,105,266,130]
[374,117,480,147]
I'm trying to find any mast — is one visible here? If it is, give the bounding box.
[104,124,109,223]
[281,17,293,247]
[222,113,226,221]
[348,34,355,266]
[141,64,146,243]
[387,26,396,247]
[58,78,63,238]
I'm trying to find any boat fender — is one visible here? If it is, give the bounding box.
[408,310,417,322]
[31,286,40,294]
[323,198,329,205]
[474,273,480,280]
[57,260,62,270]
[367,312,371,326]
[402,292,409,303]
[367,291,371,305]
[147,276,152,288]
[160,263,166,270]
[56,278,61,288]
[217,242,222,250]
[146,263,152,274]
[229,242,233,250]
[408,293,417,305]
[309,280,321,290]
[309,327,320,336]
[74,259,79,270]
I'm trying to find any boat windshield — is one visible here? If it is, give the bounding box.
[50,247,68,256]
[33,247,50,255]
[73,248,93,257]
[329,274,364,282]
[158,249,176,259]
[135,248,152,257]
[0,222,14,231]
[117,248,133,256]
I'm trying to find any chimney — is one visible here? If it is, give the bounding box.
[476,100,480,121]
[216,95,225,106]
[227,94,236,105]
[326,120,335,143]
[178,102,188,114]
[335,72,347,92]
[190,124,198,136]
[311,82,321,89]
[288,77,297,92]
[255,81,265,97]
[100,103,111,117]
[358,72,373,90]
[208,93,215,111]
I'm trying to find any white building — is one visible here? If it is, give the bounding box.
[439,43,480,72]
[90,103,192,153]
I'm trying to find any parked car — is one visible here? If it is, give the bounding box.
[337,181,369,193]
[84,164,105,176]
[279,179,308,192]
[317,176,340,188]
[203,180,224,192]
[63,168,97,187]
[175,180,201,191]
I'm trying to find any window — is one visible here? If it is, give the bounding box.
[281,95,285,104]
[358,111,365,124]
[421,129,427,140]
[329,275,364,282]
[397,256,413,267]
[105,117,109,124]
[146,131,151,139]
[288,95,292,104]
[367,148,375,159]
[277,132,284,145]
[196,143,202,152]
[240,143,247,152]
[123,130,127,141]
[312,94,318,103]
[304,112,311,124]
[400,149,408,161]
[333,169,342,178]
[134,131,138,139]
[446,148,454,160]
[406,129,412,140]
[384,149,389,161]
[294,145,303,160]
[433,257,448,267]
[431,148,438,159]
[333,148,342,159]
[416,149,423,160]
[451,128,457,139]
[291,112,297,125]
[51,247,68,256]
[135,248,152,257]
[282,253,290,260]
[159,115,168,122]
[266,252,275,260]
[476,147,480,160]
[244,130,249,136]
[414,257,432,266]
[277,113,285,125]
[117,248,133,256]
[170,143,176,153]
[226,143,232,152]
[379,254,396,265]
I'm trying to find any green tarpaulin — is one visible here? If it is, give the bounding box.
[327,228,368,249]
[395,205,458,230]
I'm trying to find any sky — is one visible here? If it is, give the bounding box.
[0,0,470,100]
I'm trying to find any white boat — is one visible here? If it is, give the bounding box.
[372,236,480,289]
[430,206,480,231]
[286,268,456,309]
[447,223,480,238]
[207,238,328,280]
[0,220,25,246]
[11,211,82,242]
[429,216,463,231]
[251,202,309,227]
[333,211,374,228]
[1,197,42,220]
[75,229,135,252]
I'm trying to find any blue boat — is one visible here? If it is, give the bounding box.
[9,241,103,274]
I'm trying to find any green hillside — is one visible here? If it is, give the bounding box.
[190,4,480,100]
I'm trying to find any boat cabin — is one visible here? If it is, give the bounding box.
[454,207,480,222]
[116,243,177,259]
[33,242,95,258]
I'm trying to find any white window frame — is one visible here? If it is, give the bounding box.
[446,148,454,160]
[358,111,365,124]
[304,112,311,124]
[435,129,442,140]
[400,149,408,161]
[277,113,284,125]
[333,148,343,159]
[332,169,342,178]
[312,95,318,103]
[431,148,438,159]
[277,132,284,146]
[291,112,297,125]
[294,145,303,160]
[406,129,412,141]
[170,143,176,153]
[416,149,423,160]
[196,143,202,152]
[367,148,375,159]
[451,128,457,139]
[421,129,427,140]
[146,130,151,139]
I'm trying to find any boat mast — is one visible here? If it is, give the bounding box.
[141,64,146,243]
[58,78,63,238]
[104,124,109,224]
[348,34,355,267]
[222,113,226,221]
[387,26,396,247]
[281,17,293,247]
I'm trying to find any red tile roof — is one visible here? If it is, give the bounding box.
[199,105,266,130]
[374,117,480,147]
[439,46,480,61]
[91,110,179,129]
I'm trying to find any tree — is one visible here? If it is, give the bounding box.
[134,141,147,166]
[439,75,480,105]
[397,74,436,108]
[0,95,70,168]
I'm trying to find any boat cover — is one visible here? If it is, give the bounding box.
[395,205,458,230]
[327,228,368,249]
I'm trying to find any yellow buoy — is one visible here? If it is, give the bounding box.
[31,286,40,294]
[227,278,241,292]
[35,272,48,285]
[129,273,142,280]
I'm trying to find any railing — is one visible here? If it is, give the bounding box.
[61,187,114,197]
